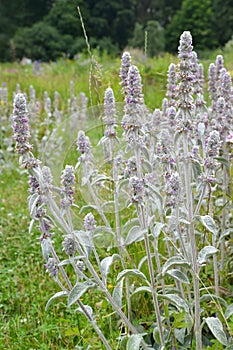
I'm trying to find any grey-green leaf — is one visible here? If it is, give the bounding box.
[126,334,143,350]
[68,281,95,307]
[112,278,124,308]
[198,246,218,265]
[205,317,228,346]
[100,254,121,284]
[125,226,147,245]
[159,294,189,313]
[225,304,233,320]
[200,215,217,235]
[162,256,191,276]
[45,291,68,311]
[116,269,148,284]
[75,304,94,319]
[166,269,190,284]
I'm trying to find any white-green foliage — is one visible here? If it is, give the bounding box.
[11,32,233,350]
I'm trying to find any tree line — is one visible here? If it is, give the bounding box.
[0,0,232,61]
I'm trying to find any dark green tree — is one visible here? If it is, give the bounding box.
[212,0,233,47]
[165,0,218,52]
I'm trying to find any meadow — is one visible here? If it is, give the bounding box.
[1,37,233,350]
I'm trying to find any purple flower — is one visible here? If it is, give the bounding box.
[83,212,96,231]
[129,176,144,204]
[62,234,76,256]
[77,130,91,154]
[119,51,132,95]
[166,63,177,107]
[60,165,75,208]
[11,93,33,154]
[45,258,58,277]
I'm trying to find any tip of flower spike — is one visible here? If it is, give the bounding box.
[178,31,193,56]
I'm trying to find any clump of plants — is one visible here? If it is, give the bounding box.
[11,32,233,349]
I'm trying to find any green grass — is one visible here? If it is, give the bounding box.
[1,50,233,349]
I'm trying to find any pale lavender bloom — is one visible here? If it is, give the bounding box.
[122,65,145,134]
[208,63,217,108]
[119,51,132,95]
[103,87,117,138]
[125,157,137,177]
[205,130,221,160]
[11,93,33,154]
[60,165,75,208]
[84,212,96,231]
[45,258,58,277]
[166,63,177,107]
[28,175,40,195]
[177,31,194,113]
[164,171,181,207]
[77,130,91,154]
[42,166,53,187]
[215,55,224,79]
[129,176,144,204]
[62,234,76,256]
[162,98,168,118]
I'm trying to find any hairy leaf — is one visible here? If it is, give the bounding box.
[166,269,190,284]
[116,269,148,284]
[125,226,147,245]
[205,317,228,346]
[198,246,218,265]
[200,215,217,235]
[225,304,233,319]
[126,334,143,350]
[45,291,68,311]
[159,294,189,313]
[162,256,191,276]
[100,254,121,284]
[112,278,124,308]
[68,281,95,307]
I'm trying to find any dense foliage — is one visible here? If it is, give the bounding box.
[0,0,233,61]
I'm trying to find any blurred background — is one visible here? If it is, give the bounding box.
[0,0,233,62]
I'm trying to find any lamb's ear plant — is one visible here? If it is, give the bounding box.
[11,31,233,350]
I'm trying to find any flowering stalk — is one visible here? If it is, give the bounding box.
[177,31,202,350]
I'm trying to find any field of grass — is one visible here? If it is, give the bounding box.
[0,48,233,349]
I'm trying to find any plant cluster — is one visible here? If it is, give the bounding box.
[11,32,233,349]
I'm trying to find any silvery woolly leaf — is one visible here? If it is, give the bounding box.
[205,317,228,346]
[45,291,68,311]
[75,304,94,320]
[125,226,147,245]
[68,281,95,307]
[41,238,52,261]
[198,246,218,265]
[112,278,124,308]
[74,230,93,248]
[100,254,121,284]
[159,294,189,313]
[166,269,190,284]
[116,269,148,284]
[126,334,143,350]
[225,304,233,319]
[151,222,164,239]
[200,215,217,235]
[200,294,227,308]
[162,256,191,276]
[214,156,230,169]
[131,286,152,297]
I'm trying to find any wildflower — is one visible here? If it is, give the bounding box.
[77,130,91,154]
[84,213,97,231]
[122,65,145,134]
[62,234,76,256]
[205,130,221,157]
[60,165,75,208]
[208,63,217,109]
[11,93,33,154]
[103,87,117,138]
[166,63,177,107]
[119,51,132,95]
[129,176,144,204]
[45,258,58,277]
[177,31,194,114]
[164,171,181,207]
